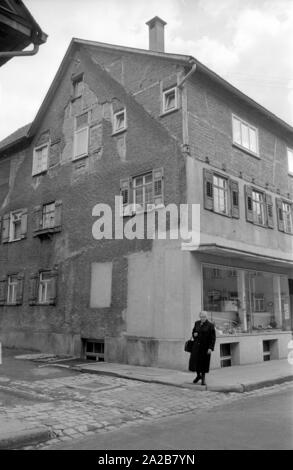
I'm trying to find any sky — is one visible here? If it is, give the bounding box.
[0,0,293,141]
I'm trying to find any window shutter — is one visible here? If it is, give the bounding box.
[266,194,274,228]
[48,270,58,305]
[33,206,43,232]
[276,198,284,232]
[54,200,62,228]
[0,277,7,305]
[20,209,28,238]
[245,185,254,223]
[2,213,10,243]
[203,169,214,211]
[29,273,39,305]
[120,177,131,215]
[16,274,24,305]
[230,179,239,219]
[153,167,164,206]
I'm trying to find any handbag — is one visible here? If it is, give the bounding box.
[184,338,194,353]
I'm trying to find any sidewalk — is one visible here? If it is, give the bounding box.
[73,358,293,393]
[0,418,50,450]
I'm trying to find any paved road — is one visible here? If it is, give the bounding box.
[46,386,293,450]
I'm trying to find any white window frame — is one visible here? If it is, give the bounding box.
[133,172,154,212]
[252,189,266,226]
[32,143,49,176]
[288,148,293,175]
[73,114,89,161]
[9,210,23,242]
[232,114,259,156]
[282,201,293,234]
[113,108,127,134]
[38,272,52,304]
[213,174,229,215]
[7,275,18,304]
[162,86,178,114]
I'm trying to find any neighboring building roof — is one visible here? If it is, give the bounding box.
[0,0,47,66]
[0,36,292,154]
[0,122,31,153]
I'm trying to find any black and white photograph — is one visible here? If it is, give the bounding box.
[0,0,292,456]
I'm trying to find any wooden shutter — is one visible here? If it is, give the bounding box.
[16,273,24,305]
[48,270,58,305]
[245,185,254,223]
[29,273,39,305]
[0,277,7,305]
[20,209,28,238]
[266,194,274,228]
[32,206,43,232]
[1,213,10,243]
[120,177,131,215]
[153,167,164,206]
[203,169,214,211]
[230,179,239,219]
[276,198,284,232]
[54,200,62,228]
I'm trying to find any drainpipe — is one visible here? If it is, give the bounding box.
[178,61,197,89]
[0,43,39,58]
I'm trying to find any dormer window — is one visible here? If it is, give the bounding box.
[162,87,178,114]
[113,108,126,134]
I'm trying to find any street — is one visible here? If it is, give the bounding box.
[0,349,292,450]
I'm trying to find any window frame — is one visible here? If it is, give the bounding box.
[287,147,293,176]
[9,210,23,242]
[112,108,127,135]
[73,113,89,161]
[212,173,230,216]
[38,271,53,305]
[7,274,18,305]
[32,142,49,176]
[232,114,259,157]
[162,86,178,115]
[72,73,84,99]
[251,188,266,226]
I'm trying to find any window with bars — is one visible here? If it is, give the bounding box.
[203,168,239,218]
[32,143,49,176]
[120,168,164,215]
[232,115,258,155]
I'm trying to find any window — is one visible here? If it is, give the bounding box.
[72,74,84,99]
[232,115,258,155]
[29,270,58,305]
[120,168,164,215]
[73,112,89,160]
[202,264,290,334]
[33,201,62,236]
[203,169,239,218]
[162,87,178,114]
[288,148,293,174]
[276,198,293,234]
[1,209,27,243]
[82,339,105,361]
[245,186,274,228]
[32,143,49,176]
[0,274,23,306]
[113,109,126,134]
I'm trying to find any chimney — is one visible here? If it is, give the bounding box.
[146,16,167,52]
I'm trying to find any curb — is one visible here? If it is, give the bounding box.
[74,366,293,393]
[0,427,51,450]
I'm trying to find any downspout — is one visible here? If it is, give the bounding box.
[0,43,39,58]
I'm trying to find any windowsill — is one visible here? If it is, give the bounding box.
[32,170,48,177]
[112,127,127,137]
[160,107,179,118]
[8,238,23,243]
[72,154,88,162]
[232,142,260,159]
[217,329,288,338]
[33,226,61,237]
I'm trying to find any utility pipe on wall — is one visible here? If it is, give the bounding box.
[0,43,39,58]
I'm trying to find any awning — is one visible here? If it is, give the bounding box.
[182,243,293,268]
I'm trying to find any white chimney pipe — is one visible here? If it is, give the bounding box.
[146,16,167,52]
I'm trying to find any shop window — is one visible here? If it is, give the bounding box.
[202,265,288,334]
[82,338,104,361]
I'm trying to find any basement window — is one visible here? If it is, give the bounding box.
[220,343,232,367]
[83,339,105,361]
[162,86,178,114]
[113,108,127,134]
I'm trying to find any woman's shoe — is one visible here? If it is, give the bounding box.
[193,375,201,384]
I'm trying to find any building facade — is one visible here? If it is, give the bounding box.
[0,18,292,370]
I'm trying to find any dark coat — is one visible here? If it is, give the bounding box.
[189,320,216,373]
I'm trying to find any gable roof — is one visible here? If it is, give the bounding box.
[0,36,292,154]
[0,122,31,154]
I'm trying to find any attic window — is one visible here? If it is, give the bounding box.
[162,87,178,114]
[72,73,84,99]
[113,108,127,134]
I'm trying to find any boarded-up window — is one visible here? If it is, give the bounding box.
[90,262,112,308]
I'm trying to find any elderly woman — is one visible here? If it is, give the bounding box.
[189,311,216,386]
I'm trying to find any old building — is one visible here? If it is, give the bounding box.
[0,17,292,370]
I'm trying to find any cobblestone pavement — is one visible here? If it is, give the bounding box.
[0,370,292,449]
